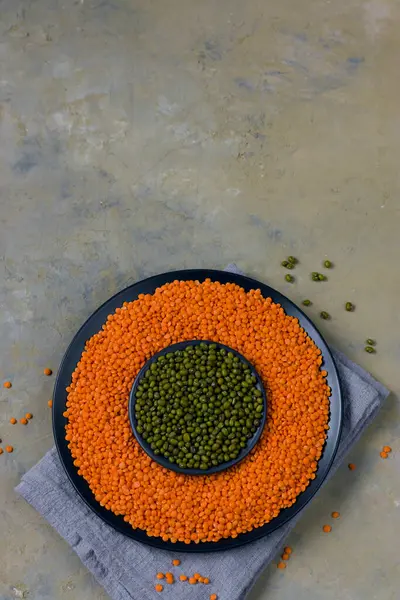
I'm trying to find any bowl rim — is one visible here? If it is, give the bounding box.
[128,339,267,476]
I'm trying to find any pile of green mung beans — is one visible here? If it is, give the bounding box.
[134,343,264,470]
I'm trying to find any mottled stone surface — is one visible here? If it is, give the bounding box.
[0,0,399,598]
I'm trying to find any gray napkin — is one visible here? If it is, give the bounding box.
[16,265,390,600]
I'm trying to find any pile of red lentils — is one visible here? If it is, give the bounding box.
[64,279,331,544]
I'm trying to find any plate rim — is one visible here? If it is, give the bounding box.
[53,268,343,552]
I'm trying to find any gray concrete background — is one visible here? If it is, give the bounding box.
[0,0,399,598]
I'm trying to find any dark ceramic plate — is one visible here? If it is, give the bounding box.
[53,269,343,552]
[129,340,267,476]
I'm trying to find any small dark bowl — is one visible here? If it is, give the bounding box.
[129,340,267,476]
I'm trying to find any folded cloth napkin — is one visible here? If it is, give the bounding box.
[16,264,390,600]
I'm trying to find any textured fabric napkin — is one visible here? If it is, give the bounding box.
[16,264,390,600]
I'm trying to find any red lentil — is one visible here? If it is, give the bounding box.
[3,381,12,389]
[172,559,181,566]
[332,511,340,518]
[20,418,28,425]
[64,280,330,543]
[277,562,286,569]
[323,525,332,533]
[155,584,163,592]
[5,446,13,453]
[383,446,392,453]
[25,413,33,420]
[44,368,52,376]
[9,418,17,425]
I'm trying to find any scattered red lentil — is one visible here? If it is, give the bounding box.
[203,577,210,585]
[44,368,52,376]
[64,280,330,543]
[323,525,332,533]
[3,381,12,389]
[9,418,17,425]
[193,573,201,581]
[348,463,356,471]
[0,448,3,455]
[284,546,292,554]
[198,576,205,583]
[382,446,392,453]
[277,562,286,569]
[282,553,290,560]
[154,584,163,592]
[165,573,174,584]
[20,418,28,425]
[380,451,388,459]
[179,575,188,582]
[172,559,181,566]
[332,511,340,518]
[189,577,197,585]
[210,595,218,600]
[156,573,164,580]
[25,413,33,420]
[48,399,53,408]
[5,445,13,453]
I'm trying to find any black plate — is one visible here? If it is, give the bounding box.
[129,340,267,475]
[53,269,343,552]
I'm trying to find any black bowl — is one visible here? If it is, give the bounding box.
[128,340,267,476]
[53,268,343,552]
